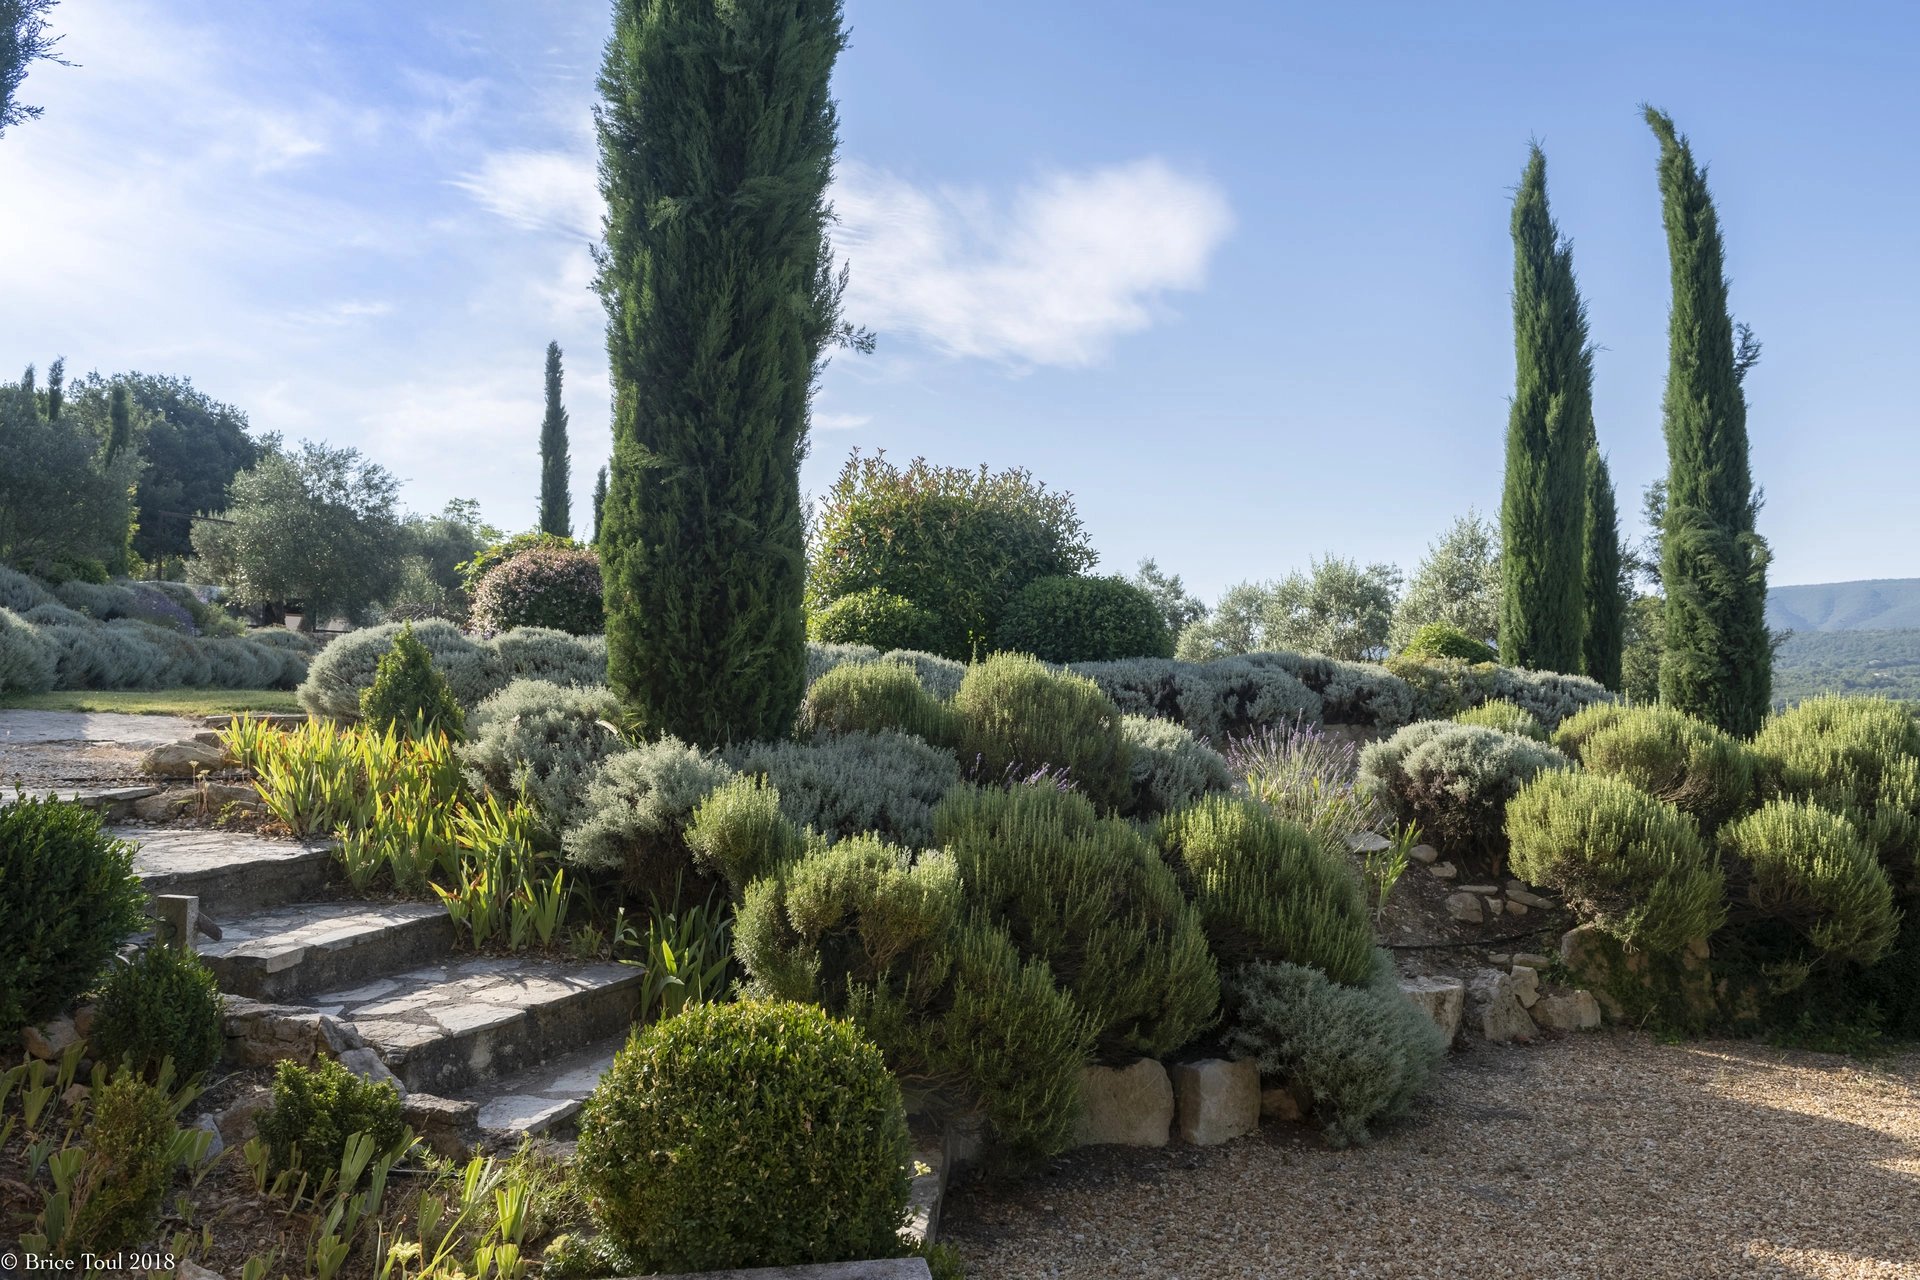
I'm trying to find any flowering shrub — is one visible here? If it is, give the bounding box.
[470,546,604,636]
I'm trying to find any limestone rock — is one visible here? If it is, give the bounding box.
[1075,1058,1174,1148]
[1171,1058,1260,1146]
[177,1263,225,1280]
[338,1047,405,1096]
[1509,965,1541,1009]
[1512,952,1553,970]
[190,1113,225,1160]
[1507,888,1555,910]
[1505,899,1529,917]
[1429,861,1458,880]
[200,781,263,810]
[1484,896,1505,917]
[1346,831,1391,853]
[141,740,229,779]
[1468,970,1538,1044]
[71,1004,95,1039]
[24,1015,78,1060]
[1409,843,1440,864]
[1460,884,1499,895]
[1533,990,1603,1032]
[61,1083,89,1108]
[216,1086,273,1145]
[1260,1085,1304,1123]
[402,1094,481,1160]
[1445,892,1485,924]
[1399,977,1466,1044]
[133,790,195,821]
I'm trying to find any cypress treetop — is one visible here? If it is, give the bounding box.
[1581,443,1626,691]
[538,341,572,539]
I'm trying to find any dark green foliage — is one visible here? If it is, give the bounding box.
[1224,951,1446,1147]
[257,1056,407,1177]
[809,451,1098,661]
[1560,703,1756,833]
[1720,799,1898,967]
[1507,770,1727,952]
[808,587,945,655]
[1453,698,1546,741]
[87,373,260,563]
[575,1000,910,1272]
[90,945,225,1080]
[1156,794,1373,984]
[470,545,604,636]
[67,1069,178,1252]
[105,384,132,463]
[2,0,65,135]
[1582,446,1627,689]
[951,653,1132,811]
[1646,107,1772,735]
[538,341,572,538]
[994,574,1173,663]
[1772,628,1920,706]
[358,621,466,739]
[0,368,142,576]
[801,657,954,744]
[1400,621,1496,665]
[1358,721,1568,872]
[596,0,849,746]
[933,782,1218,1058]
[1499,145,1591,675]
[0,794,146,1037]
[590,465,608,546]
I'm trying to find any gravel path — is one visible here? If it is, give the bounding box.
[942,1033,1920,1279]
[0,709,199,789]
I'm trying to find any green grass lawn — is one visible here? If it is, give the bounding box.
[0,689,304,716]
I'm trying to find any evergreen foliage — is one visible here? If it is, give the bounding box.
[1499,144,1591,674]
[951,653,1132,810]
[1390,511,1502,651]
[538,341,572,538]
[1,0,63,135]
[90,944,226,1080]
[1557,703,1756,833]
[1720,799,1898,967]
[562,734,737,897]
[1400,621,1496,665]
[257,1056,407,1177]
[807,587,945,655]
[1359,720,1569,871]
[1453,698,1546,741]
[994,573,1173,663]
[801,657,953,744]
[1582,445,1628,689]
[358,621,466,739]
[590,464,607,545]
[596,0,850,745]
[1645,107,1773,734]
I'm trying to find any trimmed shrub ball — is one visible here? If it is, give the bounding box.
[470,545,605,636]
[993,574,1173,663]
[1398,621,1496,665]
[575,1000,911,1274]
[808,588,945,655]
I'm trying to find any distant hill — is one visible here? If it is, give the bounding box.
[1772,628,1920,706]
[1768,579,1920,633]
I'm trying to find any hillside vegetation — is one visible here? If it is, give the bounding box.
[1772,628,1920,706]
[1768,579,1920,633]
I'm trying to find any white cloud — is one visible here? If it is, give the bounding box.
[831,159,1233,367]
[453,149,601,238]
[812,411,872,431]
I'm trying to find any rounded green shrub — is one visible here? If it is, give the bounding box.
[1549,699,1635,757]
[1223,950,1445,1148]
[257,1056,408,1177]
[470,545,604,636]
[462,680,628,838]
[1121,714,1234,818]
[1157,793,1374,985]
[726,729,962,849]
[0,606,58,694]
[0,796,147,1037]
[952,652,1132,810]
[808,588,944,655]
[299,620,499,717]
[1381,655,1499,721]
[359,621,466,739]
[1506,770,1727,953]
[67,1069,179,1252]
[0,564,55,612]
[1488,667,1615,732]
[800,658,953,744]
[1753,694,1920,887]
[1359,721,1568,872]
[933,782,1218,1058]
[459,531,582,594]
[1566,704,1757,833]
[687,775,808,895]
[561,735,737,897]
[90,945,226,1081]
[575,1000,911,1273]
[1453,698,1545,741]
[993,574,1173,663]
[1720,799,1899,966]
[1399,622,1496,665]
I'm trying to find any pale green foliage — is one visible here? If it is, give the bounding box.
[0,605,57,693]
[952,653,1132,810]
[1120,714,1233,817]
[1360,721,1568,869]
[0,565,54,611]
[934,782,1218,1058]
[1071,655,1324,741]
[1157,793,1374,985]
[1559,703,1756,832]
[462,680,627,838]
[297,621,606,717]
[1392,511,1501,650]
[726,728,961,848]
[1720,799,1898,966]
[560,734,736,892]
[1131,557,1209,637]
[1178,558,1403,662]
[685,775,805,894]
[800,659,952,744]
[1224,950,1446,1147]
[1454,699,1545,741]
[1752,694,1920,890]
[1507,770,1727,952]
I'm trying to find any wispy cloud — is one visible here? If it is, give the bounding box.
[812,410,872,431]
[831,159,1233,367]
[453,149,600,238]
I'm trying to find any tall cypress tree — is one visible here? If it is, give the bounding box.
[1581,442,1626,690]
[595,0,849,744]
[106,383,131,461]
[590,464,607,546]
[1499,145,1591,674]
[1645,107,1771,734]
[537,341,571,538]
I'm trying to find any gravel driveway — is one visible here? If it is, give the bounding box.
[941,1032,1920,1279]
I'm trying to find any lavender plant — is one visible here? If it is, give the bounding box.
[1230,718,1385,849]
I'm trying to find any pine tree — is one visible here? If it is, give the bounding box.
[537,341,571,538]
[1581,443,1626,690]
[1499,145,1591,674]
[1645,107,1771,734]
[595,0,850,744]
[590,465,607,546]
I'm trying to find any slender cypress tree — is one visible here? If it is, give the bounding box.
[1499,145,1591,674]
[1581,443,1626,690]
[537,341,571,538]
[45,355,62,422]
[595,0,849,744]
[1645,107,1771,734]
[590,465,607,546]
[106,383,131,461]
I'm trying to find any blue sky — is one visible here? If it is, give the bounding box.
[3,0,1915,599]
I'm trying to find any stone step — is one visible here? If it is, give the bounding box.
[125,825,336,919]
[298,956,643,1097]
[199,901,456,1002]
[466,1033,626,1144]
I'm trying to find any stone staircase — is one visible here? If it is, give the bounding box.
[125,825,637,1149]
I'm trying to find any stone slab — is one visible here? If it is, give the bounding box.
[1074,1057,1173,1148]
[467,1034,624,1141]
[0,710,201,748]
[126,826,335,918]
[1400,976,1467,1044]
[1170,1058,1260,1146]
[199,900,454,1001]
